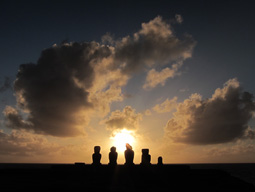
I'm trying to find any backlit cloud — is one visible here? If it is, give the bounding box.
[143,64,181,89]
[153,97,178,113]
[165,79,255,145]
[5,42,107,136]
[104,106,142,131]
[115,16,196,74]
[3,16,195,137]
[0,129,59,156]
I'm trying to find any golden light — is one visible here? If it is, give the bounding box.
[111,129,135,152]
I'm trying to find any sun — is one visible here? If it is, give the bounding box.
[111,129,135,152]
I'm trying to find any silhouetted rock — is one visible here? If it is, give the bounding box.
[124,143,134,166]
[141,149,151,165]
[108,146,118,166]
[92,146,101,165]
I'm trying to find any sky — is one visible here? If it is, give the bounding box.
[0,0,255,164]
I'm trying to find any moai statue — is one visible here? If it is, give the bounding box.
[108,146,118,165]
[92,146,101,165]
[141,149,151,165]
[157,156,163,166]
[124,143,134,165]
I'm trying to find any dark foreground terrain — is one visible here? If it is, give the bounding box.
[0,164,254,192]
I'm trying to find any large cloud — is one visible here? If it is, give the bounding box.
[5,42,111,136]
[165,79,255,145]
[4,16,195,137]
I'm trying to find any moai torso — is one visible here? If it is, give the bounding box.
[92,146,101,165]
[109,146,118,165]
[125,144,134,165]
[141,149,151,165]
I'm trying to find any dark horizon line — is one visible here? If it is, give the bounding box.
[0,162,254,165]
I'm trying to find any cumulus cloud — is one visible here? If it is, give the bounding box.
[143,63,181,89]
[114,16,196,74]
[153,97,178,113]
[165,78,255,145]
[6,42,112,137]
[104,106,142,131]
[4,16,195,137]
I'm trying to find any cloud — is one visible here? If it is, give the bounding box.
[104,106,142,131]
[0,129,59,156]
[3,106,33,129]
[5,42,111,137]
[144,109,152,116]
[143,64,181,89]
[153,97,178,113]
[205,141,255,158]
[175,14,183,24]
[0,77,11,93]
[0,129,91,163]
[114,16,196,74]
[165,78,255,145]
[179,88,189,93]
[4,16,195,137]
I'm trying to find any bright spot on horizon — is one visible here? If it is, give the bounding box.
[111,129,135,152]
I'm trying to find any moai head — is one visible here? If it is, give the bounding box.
[110,146,116,152]
[126,143,132,150]
[94,146,101,153]
[158,156,163,165]
[142,149,149,155]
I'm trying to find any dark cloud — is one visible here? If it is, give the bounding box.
[5,42,112,136]
[0,77,11,93]
[165,79,255,145]
[3,106,33,130]
[4,16,195,137]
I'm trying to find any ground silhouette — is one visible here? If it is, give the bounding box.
[0,164,254,192]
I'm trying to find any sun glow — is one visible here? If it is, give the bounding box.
[111,129,135,152]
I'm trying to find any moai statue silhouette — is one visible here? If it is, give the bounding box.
[157,156,163,166]
[108,146,118,165]
[124,143,134,165]
[141,149,151,165]
[92,146,101,165]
